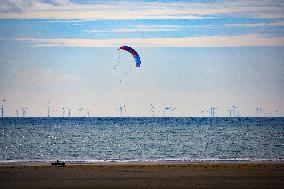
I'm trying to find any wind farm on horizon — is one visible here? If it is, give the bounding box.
[0,98,281,118]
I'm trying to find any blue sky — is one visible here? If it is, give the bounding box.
[0,0,284,117]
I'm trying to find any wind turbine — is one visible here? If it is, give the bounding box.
[150,104,155,117]
[119,105,123,117]
[123,105,127,117]
[208,107,217,117]
[275,110,279,117]
[0,99,6,118]
[20,106,26,117]
[163,106,175,117]
[206,108,211,117]
[201,110,205,117]
[78,107,84,117]
[227,109,232,117]
[163,107,170,117]
[212,107,218,117]
[62,108,65,117]
[47,101,50,117]
[52,110,56,117]
[171,107,176,117]
[256,107,263,117]
[207,107,213,117]
[86,109,90,117]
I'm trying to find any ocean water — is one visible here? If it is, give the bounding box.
[0,117,283,163]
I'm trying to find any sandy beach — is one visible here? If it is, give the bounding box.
[0,162,283,189]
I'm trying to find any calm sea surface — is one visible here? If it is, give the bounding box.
[0,117,283,162]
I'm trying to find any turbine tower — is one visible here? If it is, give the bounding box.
[86,109,90,117]
[62,108,65,117]
[20,106,26,117]
[47,101,50,117]
[208,107,217,117]
[123,105,127,117]
[256,107,263,117]
[119,105,123,117]
[0,99,6,118]
[0,104,3,118]
[150,104,155,117]
[227,109,232,117]
[78,107,84,117]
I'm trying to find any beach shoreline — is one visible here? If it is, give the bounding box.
[1,162,283,189]
[0,159,284,166]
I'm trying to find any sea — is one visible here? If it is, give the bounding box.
[0,117,283,163]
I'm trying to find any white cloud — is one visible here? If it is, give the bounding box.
[87,20,284,34]
[0,0,283,20]
[88,25,184,33]
[0,0,204,19]
[17,35,284,47]
[223,21,284,27]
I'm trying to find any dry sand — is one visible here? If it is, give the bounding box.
[0,162,283,189]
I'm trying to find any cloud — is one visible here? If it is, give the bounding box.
[223,21,284,27]
[88,25,184,33]
[17,35,284,47]
[0,0,283,20]
[87,20,284,34]
[0,0,205,20]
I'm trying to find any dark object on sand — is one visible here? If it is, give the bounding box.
[51,160,65,167]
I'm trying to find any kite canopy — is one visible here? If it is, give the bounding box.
[119,46,141,67]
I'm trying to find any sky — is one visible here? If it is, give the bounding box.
[0,0,284,117]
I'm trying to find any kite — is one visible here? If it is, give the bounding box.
[118,46,141,67]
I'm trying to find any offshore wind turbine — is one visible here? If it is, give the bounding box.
[206,108,211,117]
[207,107,214,117]
[150,104,155,117]
[208,107,217,117]
[171,107,176,117]
[51,110,56,117]
[163,107,170,117]
[227,109,232,117]
[201,110,205,117]
[47,101,50,117]
[62,108,65,117]
[123,105,127,117]
[212,107,217,117]
[163,106,175,117]
[0,104,3,118]
[117,105,126,117]
[20,106,26,117]
[119,105,123,117]
[86,109,90,117]
[227,105,239,117]
[232,105,236,116]
[275,110,279,117]
[78,107,84,117]
[256,107,263,117]
[0,99,6,118]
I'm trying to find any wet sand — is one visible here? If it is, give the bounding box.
[0,162,284,189]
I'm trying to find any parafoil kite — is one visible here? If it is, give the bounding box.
[118,46,141,67]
